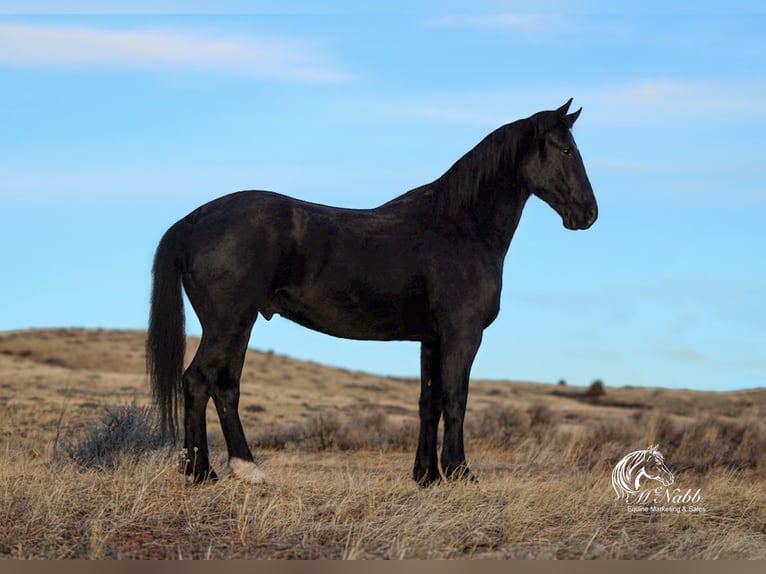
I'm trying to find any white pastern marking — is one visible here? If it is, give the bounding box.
[229,457,266,484]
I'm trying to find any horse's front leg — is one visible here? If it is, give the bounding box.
[439,328,482,482]
[413,341,442,486]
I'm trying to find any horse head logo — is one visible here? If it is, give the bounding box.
[611,445,675,501]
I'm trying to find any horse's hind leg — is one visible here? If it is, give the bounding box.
[182,350,217,483]
[209,322,265,484]
[184,319,265,484]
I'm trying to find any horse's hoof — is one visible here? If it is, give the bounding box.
[413,469,442,488]
[184,468,218,486]
[229,458,267,484]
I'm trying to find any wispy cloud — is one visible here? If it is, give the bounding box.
[589,80,766,117]
[376,77,766,136]
[426,13,569,41]
[0,23,350,81]
[606,82,693,105]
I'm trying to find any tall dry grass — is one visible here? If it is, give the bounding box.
[2,400,765,559]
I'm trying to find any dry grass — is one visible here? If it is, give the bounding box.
[1,329,765,559]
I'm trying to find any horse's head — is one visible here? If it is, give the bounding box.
[520,98,598,230]
[642,444,675,487]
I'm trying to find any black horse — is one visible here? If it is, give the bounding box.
[147,99,597,486]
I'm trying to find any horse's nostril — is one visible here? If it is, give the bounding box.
[586,204,598,225]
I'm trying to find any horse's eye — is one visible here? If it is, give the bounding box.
[562,148,572,156]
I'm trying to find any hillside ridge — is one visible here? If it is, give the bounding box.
[1,328,764,435]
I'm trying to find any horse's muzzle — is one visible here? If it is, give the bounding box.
[563,203,598,230]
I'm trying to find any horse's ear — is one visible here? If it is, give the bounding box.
[538,99,574,134]
[566,107,582,128]
[556,98,573,117]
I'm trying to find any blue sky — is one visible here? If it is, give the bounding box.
[1,1,764,391]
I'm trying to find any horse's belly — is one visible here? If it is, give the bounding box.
[263,289,430,342]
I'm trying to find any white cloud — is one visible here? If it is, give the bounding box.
[0,23,350,81]
[426,13,569,41]
[607,82,693,104]
[429,13,566,30]
[587,80,766,118]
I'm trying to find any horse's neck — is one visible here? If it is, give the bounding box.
[447,175,530,255]
[483,181,530,252]
[436,135,531,254]
[379,153,531,255]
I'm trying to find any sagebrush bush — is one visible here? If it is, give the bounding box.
[253,408,418,452]
[55,403,170,470]
[586,379,606,398]
[304,411,342,451]
[465,405,530,448]
[337,409,418,452]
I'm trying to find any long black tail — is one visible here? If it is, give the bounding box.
[146,221,187,442]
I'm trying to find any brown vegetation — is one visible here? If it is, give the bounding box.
[1,329,764,559]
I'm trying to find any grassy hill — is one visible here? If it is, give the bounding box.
[0,328,764,559]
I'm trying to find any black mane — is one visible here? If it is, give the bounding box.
[434,117,536,216]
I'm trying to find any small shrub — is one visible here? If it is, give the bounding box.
[466,404,530,448]
[586,379,606,399]
[255,409,418,453]
[337,408,415,451]
[55,403,170,470]
[254,423,304,450]
[527,403,553,428]
[376,418,419,452]
[304,411,342,451]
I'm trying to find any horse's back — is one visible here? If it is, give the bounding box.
[178,190,437,340]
